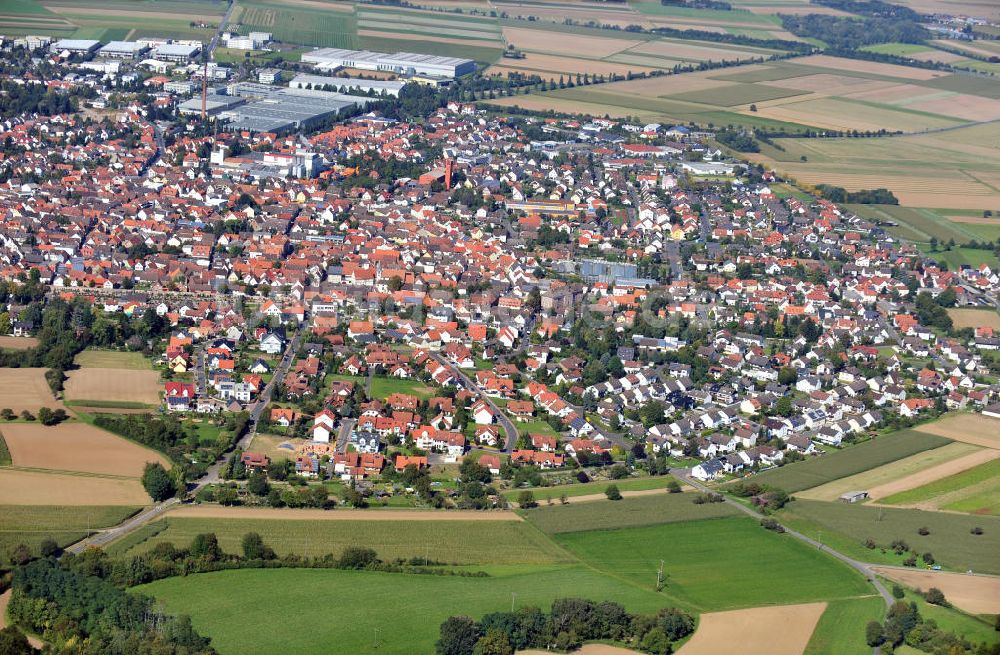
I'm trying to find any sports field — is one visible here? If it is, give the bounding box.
[555,516,873,610]
[748,430,951,493]
[777,499,1000,574]
[139,566,670,655]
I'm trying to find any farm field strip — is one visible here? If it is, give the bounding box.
[803,596,887,655]
[777,499,1000,574]
[0,422,169,478]
[794,442,984,501]
[749,430,950,493]
[165,505,520,521]
[523,492,739,534]
[914,413,1000,449]
[948,307,1000,329]
[0,468,150,505]
[555,517,873,610]
[873,567,1000,616]
[64,368,161,406]
[0,503,140,554]
[675,602,827,655]
[0,368,64,412]
[864,448,1000,501]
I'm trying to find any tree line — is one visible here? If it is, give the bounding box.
[436,598,695,655]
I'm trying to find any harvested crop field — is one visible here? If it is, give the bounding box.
[948,308,1000,329]
[749,96,964,132]
[73,349,152,369]
[1,423,168,477]
[873,567,1000,615]
[865,448,1000,501]
[793,55,947,80]
[64,368,161,406]
[357,30,495,49]
[628,38,771,62]
[915,413,1000,449]
[502,26,638,57]
[0,368,62,412]
[0,469,149,505]
[166,505,520,521]
[677,603,826,655]
[487,52,659,76]
[795,442,986,501]
[0,336,38,350]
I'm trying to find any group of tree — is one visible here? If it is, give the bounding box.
[715,128,760,153]
[5,557,215,655]
[779,13,928,50]
[437,598,695,655]
[815,184,899,205]
[864,600,999,654]
[914,290,954,331]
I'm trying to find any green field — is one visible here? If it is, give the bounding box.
[803,596,887,655]
[0,430,10,466]
[881,458,1000,509]
[504,476,676,501]
[73,349,152,370]
[778,499,1000,574]
[556,517,874,610]
[749,430,950,493]
[138,565,669,655]
[942,484,1000,516]
[848,205,997,245]
[522,492,740,534]
[237,1,360,49]
[119,515,569,565]
[861,42,934,56]
[368,376,436,400]
[0,504,139,555]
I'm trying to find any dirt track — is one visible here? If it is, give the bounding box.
[0,590,44,648]
[866,448,1000,500]
[165,506,522,521]
[873,567,1000,615]
[676,603,827,655]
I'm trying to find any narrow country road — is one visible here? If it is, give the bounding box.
[672,469,894,609]
[65,326,304,554]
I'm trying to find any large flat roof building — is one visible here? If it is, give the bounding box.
[98,41,147,60]
[51,39,100,54]
[153,43,201,62]
[301,47,474,78]
[288,73,406,97]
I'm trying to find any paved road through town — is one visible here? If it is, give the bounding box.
[429,352,518,452]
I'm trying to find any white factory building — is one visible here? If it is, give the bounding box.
[289,73,406,97]
[301,47,474,78]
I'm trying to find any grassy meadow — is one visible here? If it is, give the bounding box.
[117,515,569,565]
[0,504,139,555]
[522,492,739,534]
[555,516,874,611]
[778,499,1000,574]
[803,596,887,655]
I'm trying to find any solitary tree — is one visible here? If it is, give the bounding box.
[517,490,537,509]
[605,484,622,501]
[141,462,175,502]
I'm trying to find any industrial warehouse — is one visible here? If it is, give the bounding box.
[301,47,475,78]
[179,83,371,133]
[288,73,406,97]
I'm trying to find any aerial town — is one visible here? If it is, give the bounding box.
[0,2,997,655]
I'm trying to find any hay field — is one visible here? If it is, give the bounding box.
[795,442,985,501]
[748,122,1000,211]
[792,55,948,81]
[949,308,1000,329]
[1,423,168,477]
[0,368,63,412]
[74,349,151,369]
[872,568,1000,615]
[486,52,659,77]
[502,26,639,57]
[865,448,1000,501]
[64,368,161,406]
[914,413,1000,449]
[0,468,149,505]
[676,603,827,655]
[0,336,37,350]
